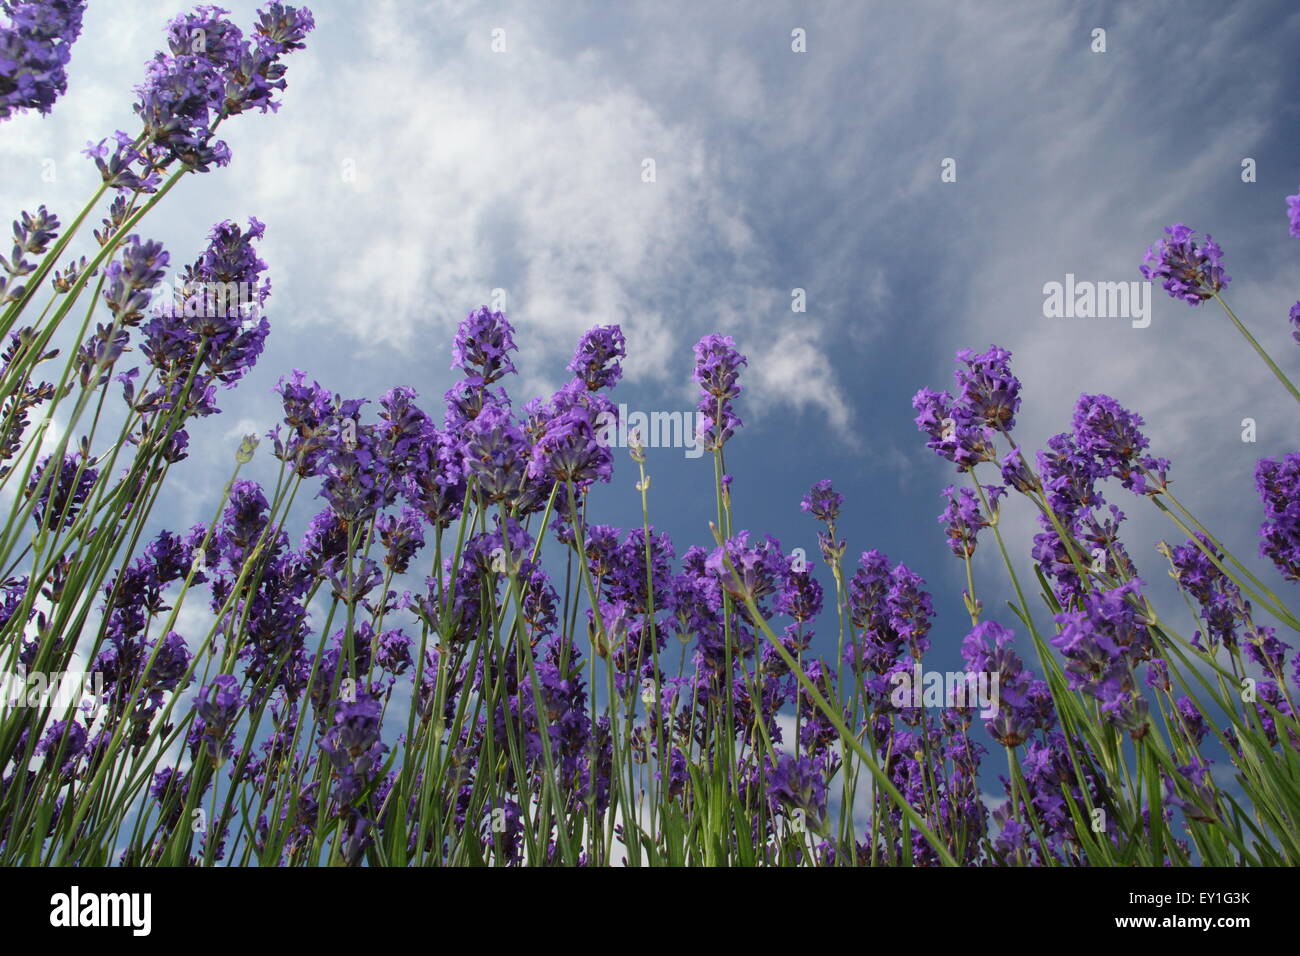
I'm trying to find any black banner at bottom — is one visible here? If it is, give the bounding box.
[0,864,1273,943]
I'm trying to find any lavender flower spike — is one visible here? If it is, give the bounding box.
[1139,223,1229,305]
[568,325,626,391]
[692,334,746,451]
[0,0,86,121]
[1255,453,1300,582]
[452,306,518,384]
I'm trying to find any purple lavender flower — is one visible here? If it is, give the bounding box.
[479,800,525,863]
[994,818,1033,865]
[800,479,843,524]
[845,550,897,671]
[1071,394,1167,495]
[886,564,936,660]
[692,334,746,451]
[225,2,315,115]
[147,527,199,582]
[192,674,244,762]
[132,7,244,170]
[775,563,823,623]
[1168,533,1249,650]
[668,547,727,667]
[1175,696,1207,745]
[232,571,312,705]
[1288,186,1300,239]
[269,369,334,476]
[1140,223,1229,305]
[1026,417,1150,607]
[1243,624,1291,678]
[844,550,935,674]
[401,419,465,529]
[36,719,86,773]
[443,378,508,431]
[92,4,313,185]
[101,236,169,326]
[376,505,425,574]
[1291,301,1300,345]
[801,480,847,564]
[147,766,201,832]
[318,693,387,805]
[218,479,270,568]
[1051,580,1153,737]
[189,217,269,302]
[166,217,271,387]
[766,753,828,825]
[135,218,271,430]
[517,559,560,637]
[938,484,1003,558]
[311,624,394,704]
[913,346,1021,475]
[1255,454,1300,581]
[452,307,518,385]
[960,620,1052,747]
[527,404,612,490]
[1012,731,1112,851]
[912,387,997,471]
[460,402,528,504]
[299,507,347,573]
[82,132,159,193]
[374,385,428,476]
[999,446,1040,495]
[1252,680,1295,748]
[567,324,626,391]
[955,345,1021,432]
[1144,657,1170,692]
[0,208,61,312]
[326,555,382,606]
[1165,758,1219,823]
[0,0,85,120]
[705,531,788,613]
[24,451,96,529]
[0,329,56,476]
[75,321,131,390]
[319,403,394,522]
[604,527,676,621]
[374,627,413,677]
[1036,432,1104,521]
[145,631,193,691]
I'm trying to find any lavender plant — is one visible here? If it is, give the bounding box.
[0,0,85,121]
[1,3,1297,868]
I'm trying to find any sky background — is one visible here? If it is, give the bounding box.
[4,1,1300,786]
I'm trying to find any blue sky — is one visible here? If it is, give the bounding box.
[4,0,1300,728]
